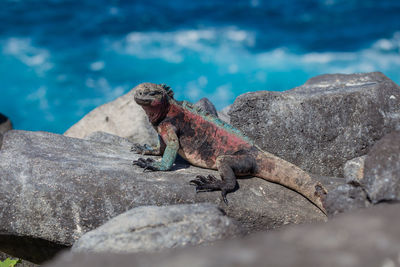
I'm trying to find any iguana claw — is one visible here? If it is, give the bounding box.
[221,190,229,205]
[132,157,157,171]
[190,174,229,201]
[190,175,220,189]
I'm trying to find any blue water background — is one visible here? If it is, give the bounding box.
[1,0,400,133]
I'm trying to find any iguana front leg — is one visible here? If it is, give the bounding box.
[132,122,179,171]
[131,135,166,155]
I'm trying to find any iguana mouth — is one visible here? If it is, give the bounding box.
[134,97,152,106]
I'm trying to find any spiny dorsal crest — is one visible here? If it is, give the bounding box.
[160,84,174,99]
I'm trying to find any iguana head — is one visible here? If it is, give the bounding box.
[134,83,174,124]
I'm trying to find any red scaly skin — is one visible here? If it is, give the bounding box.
[132,83,327,215]
[161,102,253,169]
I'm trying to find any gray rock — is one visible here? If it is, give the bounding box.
[64,85,158,146]
[325,184,370,216]
[72,203,242,254]
[217,105,231,123]
[194,98,218,117]
[344,156,366,185]
[84,131,134,148]
[0,130,329,263]
[229,72,400,177]
[362,131,400,203]
[46,203,400,267]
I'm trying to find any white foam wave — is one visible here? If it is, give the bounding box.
[115,28,400,73]
[300,32,400,73]
[373,32,400,52]
[90,61,105,71]
[1,37,53,74]
[114,27,255,63]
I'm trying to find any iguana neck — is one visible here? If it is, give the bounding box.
[141,96,171,126]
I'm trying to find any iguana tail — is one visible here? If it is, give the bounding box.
[253,148,327,215]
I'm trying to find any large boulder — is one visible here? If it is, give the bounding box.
[0,130,328,263]
[362,131,400,203]
[229,72,400,177]
[46,203,400,267]
[72,203,242,254]
[64,85,158,146]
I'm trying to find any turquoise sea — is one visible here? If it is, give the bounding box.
[1,0,400,133]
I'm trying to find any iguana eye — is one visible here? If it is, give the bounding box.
[148,91,160,96]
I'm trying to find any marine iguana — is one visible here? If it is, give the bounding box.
[131,83,327,214]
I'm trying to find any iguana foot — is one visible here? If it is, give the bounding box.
[132,157,158,171]
[130,143,151,154]
[190,175,220,191]
[190,175,229,204]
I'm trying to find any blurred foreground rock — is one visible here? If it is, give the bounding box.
[230,72,400,177]
[46,203,400,267]
[72,203,242,254]
[0,130,327,264]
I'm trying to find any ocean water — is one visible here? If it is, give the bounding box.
[1,0,400,133]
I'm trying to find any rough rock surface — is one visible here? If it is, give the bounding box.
[230,72,400,177]
[217,105,231,123]
[46,203,400,267]
[194,98,218,117]
[84,131,133,148]
[72,203,242,254]
[0,130,328,263]
[344,156,366,185]
[362,131,400,203]
[64,85,158,146]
